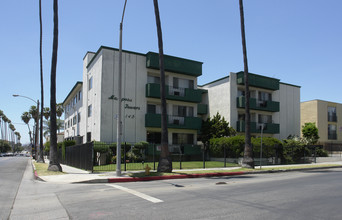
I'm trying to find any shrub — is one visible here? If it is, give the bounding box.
[93,142,109,154]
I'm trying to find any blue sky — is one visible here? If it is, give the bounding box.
[1,0,341,144]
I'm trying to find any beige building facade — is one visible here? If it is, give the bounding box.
[301,100,342,147]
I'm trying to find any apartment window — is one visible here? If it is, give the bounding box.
[88,105,92,117]
[87,132,91,142]
[173,77,179,88]
[68,120,70,128]
[172,133,194,145]
[73,116,77,125]
[78,90,82,101]
[146,132,161,144]
[188,80,194,89]
[259,91,272,101]
[147,104,156,114]
[88,77,93,90]
[77,112,81,123]
[65,123,67,129]
[258,114,272,124]
[147,75,160,84]
[328,124,337,140]
[328,106,337,122]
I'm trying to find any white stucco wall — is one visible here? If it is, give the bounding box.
[275,83,301,139]
[202,76,230,121]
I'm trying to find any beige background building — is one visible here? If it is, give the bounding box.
[301,100,342,148]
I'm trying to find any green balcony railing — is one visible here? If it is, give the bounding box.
[236,96,280,112]
[236,72,279,90]
[146,83,203,103]
[145,113,202,130]
[146,52,202,77]
[236,121,279,134]
[197,104,208,115]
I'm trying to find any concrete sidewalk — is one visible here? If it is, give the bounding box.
[33,160,342,184]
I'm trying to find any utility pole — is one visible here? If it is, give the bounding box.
[116,0,127,177]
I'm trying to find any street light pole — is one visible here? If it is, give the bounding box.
[13,94,40,160]
[260,123,264,169]
[116,0,127,177]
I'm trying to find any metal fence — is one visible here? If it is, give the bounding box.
[58,142,330,172]
[58,142,93,171]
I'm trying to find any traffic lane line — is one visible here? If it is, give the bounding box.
[105,184,163,203]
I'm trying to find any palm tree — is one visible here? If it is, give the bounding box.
[2,115,9,141]
[239,0,254,168]
[29,105,39,159]
[153,0,172,172]
[48,0,62,172]
[21,112,33,145]
[43,119,64,140]
[37,0,45,163]
[14,131,21,144]
[56,103,64,132]
[43,107,50,120]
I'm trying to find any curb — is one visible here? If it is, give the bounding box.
[77,165,342,184]
[31,160,45,182]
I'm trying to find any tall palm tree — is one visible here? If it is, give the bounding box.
[48,0,62,172]
[21,112,33,145]
[38,0,45,163]
[153,0,172,172]
[2,115,9,141]
[239,0,254,168]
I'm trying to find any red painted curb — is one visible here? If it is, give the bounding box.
[108,171,245,183]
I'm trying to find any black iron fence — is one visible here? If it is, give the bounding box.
[58,141,330,172]
[58,142,93,171]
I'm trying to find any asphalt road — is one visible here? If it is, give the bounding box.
[0,157,30,220]
[4,159,342,220]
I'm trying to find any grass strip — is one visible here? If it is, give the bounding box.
[33,161,65,176]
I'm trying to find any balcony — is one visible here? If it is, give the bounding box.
[236,96,280,112]
[146,83,203,103]
[145,113,202,130]
[236,121,280,134]
[197,104,208,115]
[236,72,279,90]
[146,52,202,77]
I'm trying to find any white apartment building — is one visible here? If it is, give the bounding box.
[63,46,301,146]
[63,46,204,149]
[200,72,301,140]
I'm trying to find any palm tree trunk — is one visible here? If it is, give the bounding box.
[37,0,45,163]
[153,0,172,172]
[48,0,62,172]
[239,0,254,168]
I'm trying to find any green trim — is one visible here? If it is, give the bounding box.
[236,71,280,90]
[236,96,280,112]
[62,82,83,106]
[146,52,202,76]
[197,104,208,115]
[146,83,203,103]
[145,113,202,130]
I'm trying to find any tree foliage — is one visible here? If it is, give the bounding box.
[200,112,236,149]
[302,122,319,145]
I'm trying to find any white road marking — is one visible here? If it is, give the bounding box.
[106,184,163,203]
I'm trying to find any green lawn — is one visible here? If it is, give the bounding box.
[93,161,238,172]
